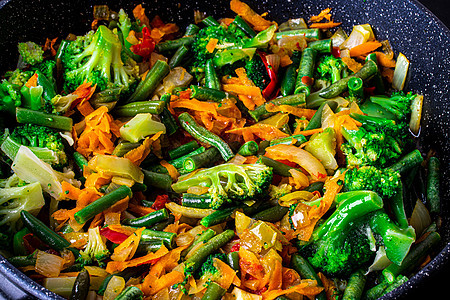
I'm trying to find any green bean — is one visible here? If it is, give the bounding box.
[185,24,200,36]
[202,16,220,27]
[305,101,338,130]
[252,205,289,222]
[150,214,175,231]
[249,93,306,122]
[36,70,56,103]
[237,141,259,156]
[304,181,325,194]
[280,54,300,96]
[155,37,195,52]
[140,229,176,249]
[122,209,169,227]
[126,60,170,103]
[365,53,385,94]
[74,186,133,224]
[386,149,423,175]
[269,134,307,147]
[205,60,221,90]
[319,60,378,98]
[181,228,216,257]
[113,101,166,117]
[308,39,333,53]
[69,268,90,300]
[114,286,144,300]
[342,269,366,300]
[232,15,256,38]
[16,107,73,131]
[136,240,164,254]
[168,146,206,169]
[182,193,213,209]
[160,107,178,136]
[8,255,37,268]
[185,229,235,273]
[257,155,300,177]
[200,206,238,227]
[294,48,318,96]
[112,142,141,157]
[178,112,234,161]
[348,77,364,99]
[291,253,326,300]
[227,251,240,273]
[142,169,173,191]
[190,85,232,103]
[169,45,190,69]
[168,141,200,160]
[426,156,440,214]
[13,227,30,256]
[389,182,409,229]
[202,282,226,300]
[275,29,321,40]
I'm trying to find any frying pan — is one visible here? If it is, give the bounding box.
[0,0,448,299]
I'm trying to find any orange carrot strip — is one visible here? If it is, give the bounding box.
[309,22,342,29]
[25,73,38,88]
[226,124,289,142]
[238,94,256,111]
[206,38,218,53]
[133,4,150,28]
[374,51,396,68]
[160,160,179,181]
[349,41,382,57]
[265,103,316,120]
[341,57,364,73]
[170,99,218,115]
[262,279,324,300]
[106,245,169,274]
[111,227,145,262]
[124,131,163,166]
[309,8,332,22]
[292,127,324,136]
[230,0,275,31]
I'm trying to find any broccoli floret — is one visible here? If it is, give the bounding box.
[0,79,21,116]
[197,253,227,279]
[2,124,68,168]
[342,113,412,168]
[5,69,34,87]
[172,163,273,209]
[61,25,139,93]
[269,183,293,200]
[245,54,270,90]
[299,191,415,276]
[316,55,347,84]
[370,91,416,121]
[78,226,110,266]
[0,180,45,232]
[31,60,56,85]
[18,42,44,66]
[344,166,401,199]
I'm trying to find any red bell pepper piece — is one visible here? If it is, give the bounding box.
[152,194,170,210]
[130,26,155,59]
[258,51,278,99]
[100,227,129,244]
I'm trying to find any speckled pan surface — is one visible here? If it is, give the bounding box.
[0,0,449,299]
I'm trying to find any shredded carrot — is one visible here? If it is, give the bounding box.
[349,41,382,57]
[374,51,396,68]
[310,21,342,29]
[61,181,82,200]
[292,127,324,136]
[318,272,338,300]
[128,202,155,217]
[214,257,241,289]
[111,227,145,262]
[160,160,180,181]
[381,67,394,83]
[262,279,324,300]
[24,73,38,88]
[223,84,263,99]
[280,54,293,67]
[106,245,169,273]
[309,8,332,23]
[170,98,218,115]
[43,37,58,56]
[133,4,150,28]
[341,57,364,73]
[206,38,218,53]
[124,131,163,166]
[142,270,184,295]
[230,0,276,31]
[226,123,289,142]
[238,94,256,111]
[265,103,315,120]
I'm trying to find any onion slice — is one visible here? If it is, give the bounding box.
[409,94,423,135]
[392,52,410,91]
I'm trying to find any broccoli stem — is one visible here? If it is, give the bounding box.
[113,100,166,117]
[184,229,235,273]
[280,54,300,97]
[308,39,333,53]
[305,101,338,130]
[142,169,173,191]
[342,269,366,300]
[181,193,213,209]
[169,45,189,69]
[252,205,289,222]
[74,185,133,224]
[183,147,221,173]
[16,107,73,131]
[348,77,364,99]
[201,282,226,300]
[204,60,221,90]
[294,48,318,96]
[200,206,238,227]
[122,208,169,227]
[181,228,216,258]
[232,15,257,38]
[20,210,79,257]
[126,60,170,103]
[69,268,90,300]
[190,85,232,103]
[319,60,378,99]
[237,141,259,156]
[168,140,200,160]
[426,156,440,214]
[178,112,234,161]
[291,253,326,300]
[155,37,195,53]
[140,229,176,249]
[386,149,423,175]
[275,29,321,40]
[249,93,306,122]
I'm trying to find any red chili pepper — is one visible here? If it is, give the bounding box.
[258,51,278,99]
[152,194,170,210]
[130,26,155,59]
[100,227,129,244]
[332,46,341,58]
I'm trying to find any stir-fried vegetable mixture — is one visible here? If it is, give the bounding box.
[0,1,442,299]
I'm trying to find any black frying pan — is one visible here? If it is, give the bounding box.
[0,0,448,299]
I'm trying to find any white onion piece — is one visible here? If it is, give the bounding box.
[392,52,410,91]
[366,246,392,274]
[410,199,431,238]
[266,54,280,74]
[409,94,423,135]
[277,35,307,52]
